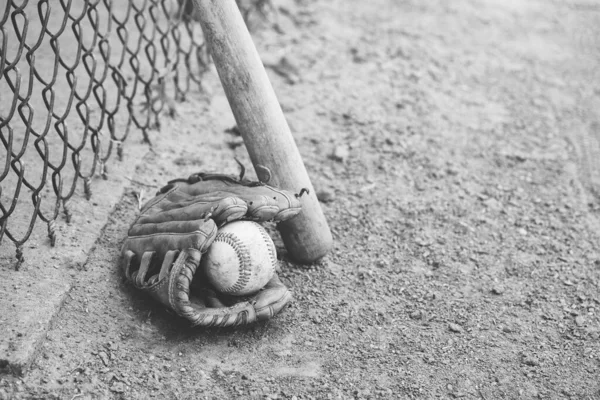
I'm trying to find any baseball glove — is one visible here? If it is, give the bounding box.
[121,171,304,327]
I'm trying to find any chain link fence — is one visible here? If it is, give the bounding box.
[0,0,270,268]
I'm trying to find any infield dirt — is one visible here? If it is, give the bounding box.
[1,0,600,399]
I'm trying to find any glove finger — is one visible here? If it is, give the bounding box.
[175,180,302,222]
[138,201,217,224]
[146,189,242,213]
[122,249,137,281]
[240,193,280,221]
[141,185,204,214]
[138,195,249,226]
[123,219,217,261]
[134,251,156,287]
[159,186,286,222]
[129,219,214,237]
[124,248,204,319]
[247,186,302,222]
[120,248,156,288]
[124,248,184,288]
[250,274,293,321]
[218,186,301,222]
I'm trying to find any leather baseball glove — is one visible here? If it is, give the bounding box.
[121,171,304,327]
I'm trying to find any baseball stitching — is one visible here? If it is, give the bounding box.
[257,224,277,273]
[213,232,252,293]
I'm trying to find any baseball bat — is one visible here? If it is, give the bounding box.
[191,0,333,263]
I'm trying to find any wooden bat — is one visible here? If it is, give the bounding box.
[191,0,333,263]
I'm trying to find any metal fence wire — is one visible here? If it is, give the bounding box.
[0,0,270,268]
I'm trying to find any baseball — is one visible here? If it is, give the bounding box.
[201,221,277,296]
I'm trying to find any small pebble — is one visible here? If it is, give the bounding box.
[317,189,336,203]
[110,382,125,393]
[575,316,585,326]
[226,137,244,150]
[522,355,539,366]
[331,145,349,162]
[98,351,109,367]
[491,285,505,295]
[448,323,463,333]
[409,310,422,320]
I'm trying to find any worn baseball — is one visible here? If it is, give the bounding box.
[201,221,277,296]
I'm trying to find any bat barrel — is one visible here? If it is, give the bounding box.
[192,0,333,263]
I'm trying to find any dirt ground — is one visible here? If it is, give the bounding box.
[2,0,600,398]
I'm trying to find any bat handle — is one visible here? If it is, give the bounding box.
[192,0,333,263]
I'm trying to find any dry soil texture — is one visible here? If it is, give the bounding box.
[2,0,600,399]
